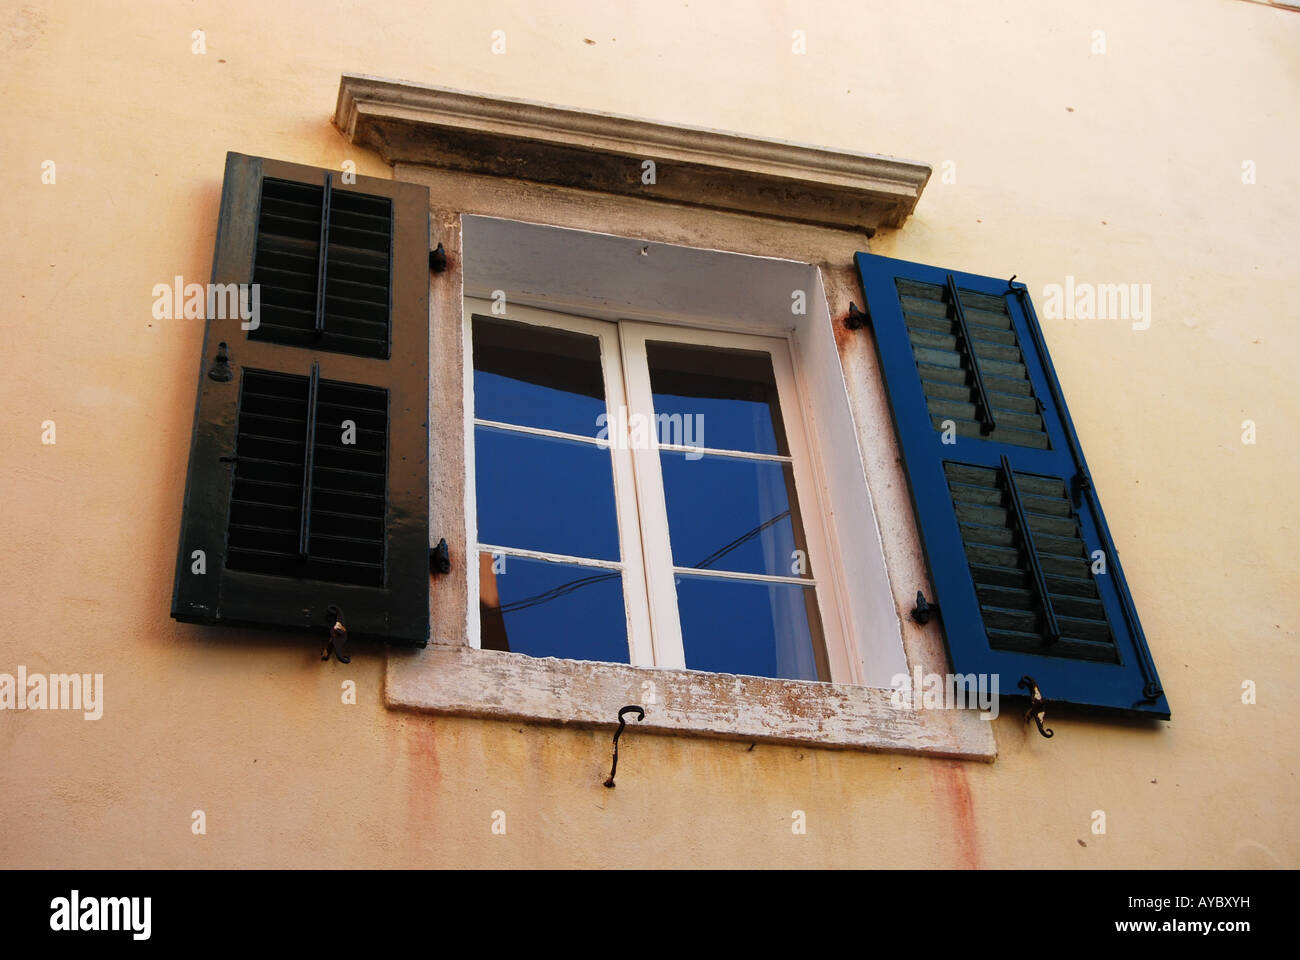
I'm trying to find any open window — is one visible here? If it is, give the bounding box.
[467,300,844,683]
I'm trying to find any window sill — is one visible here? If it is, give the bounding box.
[386,643,997,760]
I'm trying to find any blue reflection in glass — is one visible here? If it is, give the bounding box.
[472,315,606,437]
[480,553,629,663]
[675,574,823,681]
[647,341,787,455]
[659,451,809,578]
[475,425,620,561]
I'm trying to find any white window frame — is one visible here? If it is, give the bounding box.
[465,300,655,667]
[618,320,853,682]
[467,299,859,683]
[454,215,913,689]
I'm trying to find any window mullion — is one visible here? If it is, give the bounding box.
[618,325,688,670]
[600,323,657,668]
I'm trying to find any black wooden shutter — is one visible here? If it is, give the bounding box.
[856,252,1168,718]
[171,153,430,646]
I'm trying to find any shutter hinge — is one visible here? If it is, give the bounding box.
[909,590,939,625]
[430,538,451,575]
[1018,675,1054,738]
[429,243,448,273]
[844,301,870,330]
[321,604,351,664]
[1071,469,1092,506]
[207,341,233,382]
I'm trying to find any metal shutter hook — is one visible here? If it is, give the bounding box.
[1019,676,1053,738]
[321,604,351,664]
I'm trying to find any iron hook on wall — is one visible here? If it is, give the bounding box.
[1019,675,1053,738]
[603,705,645,788]
[322,604,351,664]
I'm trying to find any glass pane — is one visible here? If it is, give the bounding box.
[675,574,826,681]
[646,341,788,455]
[472,315,606,437]
[660,451,812,578]
[475,425,620,561]
[479,553,629,663]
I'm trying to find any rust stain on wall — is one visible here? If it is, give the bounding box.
[403,717,441,839]
[933,760,980,869]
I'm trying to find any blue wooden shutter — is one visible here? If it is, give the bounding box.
[856,252,1168,718]
[171,153,431,646]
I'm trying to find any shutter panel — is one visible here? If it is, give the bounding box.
[856,253,1168,718]
[171,153,430,646]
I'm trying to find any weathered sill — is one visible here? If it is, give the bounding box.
[386,643,997,760]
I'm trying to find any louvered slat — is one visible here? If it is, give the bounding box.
[227,370,309,577]
[321,191,391,359]
[249,178,392,359]
[306,379,388,585]
[225,370,388,587]
[943,461,1118,663]
[251,179,323,340]
[896,278,1050,449]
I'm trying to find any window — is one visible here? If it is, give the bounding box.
[173,133,997,754]
[467,298,847,683]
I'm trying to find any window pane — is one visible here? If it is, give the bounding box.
[646,341,788,455]
[660,451,812,578]
[472,315,606,437]
[479,553,629,663]
[675,574,826,681]
[475,425,620,561]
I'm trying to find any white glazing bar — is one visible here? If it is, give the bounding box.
[672,566,816,586]
[473,417,610,447]
[656,443,793,463]
[476,543,623,570]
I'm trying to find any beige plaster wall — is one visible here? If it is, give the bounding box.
[1,0,1295,867]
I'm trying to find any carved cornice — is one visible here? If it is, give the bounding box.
[335,73,930,230]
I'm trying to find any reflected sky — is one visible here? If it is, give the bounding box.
[479,553,629,663]
[675,574,824,681]
[474,425,620,561]
[647,340,788,455]
[659,451,810,578]
[472,315,606,437]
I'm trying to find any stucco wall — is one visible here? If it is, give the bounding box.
[1,0,1296,867]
